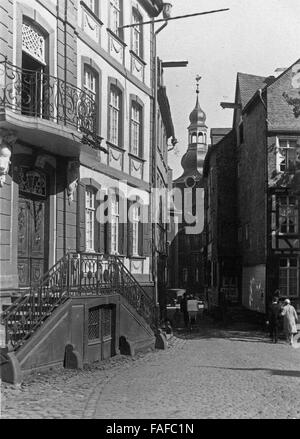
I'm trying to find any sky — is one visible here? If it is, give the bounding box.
[156,0,300,179]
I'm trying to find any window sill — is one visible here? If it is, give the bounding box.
[128,152,146,163]
[106,28,127,47]
[106,141,126,152]
[129,50,147,66]
[129,255,146,261]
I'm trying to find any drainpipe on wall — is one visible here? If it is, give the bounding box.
[261,89,269,314]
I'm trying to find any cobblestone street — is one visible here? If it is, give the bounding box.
[1,321,300,420]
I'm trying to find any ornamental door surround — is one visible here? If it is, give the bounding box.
[17,167,49,289]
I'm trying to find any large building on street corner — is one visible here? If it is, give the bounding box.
[0,0,177,382]
[203,59,300,318]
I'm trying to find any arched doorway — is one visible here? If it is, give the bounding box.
[17,167,49,289]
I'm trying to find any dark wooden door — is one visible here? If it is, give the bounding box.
[18,197,46,288]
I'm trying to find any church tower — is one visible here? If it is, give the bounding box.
[172,76,208,294]
[174,75,208,188]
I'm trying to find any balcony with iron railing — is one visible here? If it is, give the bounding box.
[0,56,103,156]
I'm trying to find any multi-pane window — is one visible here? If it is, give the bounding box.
[109,86,121,146]
[131,102,142,156]
[88,307,100,340]
[132,9,142,57]
[110,0,121,36]
[132,204,140,256]
[111,195,119,254]
[83,65,98,131]
[278,196,298,234]
[86,188,96,252]
[88,307,113,341]
[84,66,97,96]
[278,139,298,172]
[279,258,299,297]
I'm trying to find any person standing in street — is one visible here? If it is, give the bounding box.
[180,293,189,329]
[281,299,298,345]
[266,296,281,343]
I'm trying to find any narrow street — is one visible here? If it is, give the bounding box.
[1,320,300,420]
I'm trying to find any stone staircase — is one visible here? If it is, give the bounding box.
[0,253,157,353]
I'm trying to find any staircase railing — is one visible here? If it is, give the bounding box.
[1,254,70,350]
[1,253,157,350]
[115,256,157,328]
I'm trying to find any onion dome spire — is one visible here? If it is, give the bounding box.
[189,75,207,127]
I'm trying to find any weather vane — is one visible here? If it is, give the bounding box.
[196,75,202,94]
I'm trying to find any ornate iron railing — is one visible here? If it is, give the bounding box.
[0,56,97,135]
[115,256,157,326]
[1,253,156,351]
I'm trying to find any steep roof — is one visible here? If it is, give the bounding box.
[242,58,300,115]
[237,73,268,108]
[210,128,231,136]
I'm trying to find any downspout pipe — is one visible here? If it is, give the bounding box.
[261,88,269,315]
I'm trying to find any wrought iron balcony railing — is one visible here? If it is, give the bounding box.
[0,56,97,138]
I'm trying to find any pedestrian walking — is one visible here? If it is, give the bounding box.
[281,299,298,345]
[180,293,189,329]
[266,297,281,343]
[187,294,199,331]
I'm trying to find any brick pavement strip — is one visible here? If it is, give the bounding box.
[1,324,300,419]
